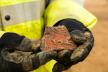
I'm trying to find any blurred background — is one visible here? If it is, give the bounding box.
[66,0,108,72]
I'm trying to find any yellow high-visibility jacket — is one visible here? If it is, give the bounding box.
[0,0,97,72]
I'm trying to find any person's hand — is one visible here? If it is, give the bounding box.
[0,32,57,72]
[52,19,94,72]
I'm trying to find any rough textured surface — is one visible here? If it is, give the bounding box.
[41,26,77,51]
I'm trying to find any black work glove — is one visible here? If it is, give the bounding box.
[0,32,39,52]
[0,32,57,72]
[0,48,57,72]
[52,19,94,72]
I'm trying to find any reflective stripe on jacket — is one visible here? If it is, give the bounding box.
[0,0,44,39]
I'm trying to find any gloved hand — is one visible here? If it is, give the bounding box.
[0,32,57,72]
[52,19,94,72]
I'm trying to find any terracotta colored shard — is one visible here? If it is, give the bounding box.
[41,25,77,51]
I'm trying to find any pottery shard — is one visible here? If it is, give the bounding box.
[41,25,77,51]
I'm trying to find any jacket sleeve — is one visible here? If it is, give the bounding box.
[44,0,97,30]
